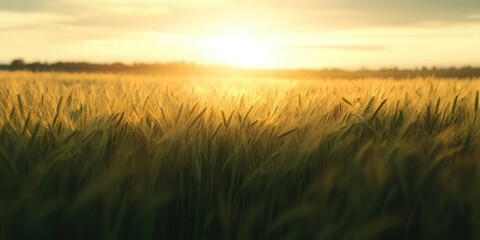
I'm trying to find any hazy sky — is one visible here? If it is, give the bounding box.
[1,0,480,69]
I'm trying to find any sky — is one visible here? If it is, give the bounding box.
[1,0,480,69]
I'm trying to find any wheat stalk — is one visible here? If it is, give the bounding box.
[475,90,479,113]
[17,94,25,116]
[371,99,387,119]
[363,96,376,116]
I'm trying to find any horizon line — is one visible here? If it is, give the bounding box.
[1,58,480,72]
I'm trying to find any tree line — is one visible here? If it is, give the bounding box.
[2,59,480,79]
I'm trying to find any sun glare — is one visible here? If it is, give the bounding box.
[201,34,273,68]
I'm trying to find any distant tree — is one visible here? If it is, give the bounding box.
[10,59,25,70]
[28,62,43,72]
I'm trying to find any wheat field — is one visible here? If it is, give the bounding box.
[0,71,479,239]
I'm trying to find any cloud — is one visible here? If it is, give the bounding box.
[0,10,66,29]
[0,24,40,32]
[299,44,386,51]
[3,0,480,37]
[0,0,47,12]
[468,13,480,20]
[0,0,82,13]
[235,0,480,28]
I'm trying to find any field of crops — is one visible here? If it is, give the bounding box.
[0,71,479,239]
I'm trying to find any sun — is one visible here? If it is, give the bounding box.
[201,34,273,68]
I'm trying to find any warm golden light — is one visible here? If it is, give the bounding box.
[201,34,273,68]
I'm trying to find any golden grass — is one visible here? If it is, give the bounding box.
[0,71,479,239]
